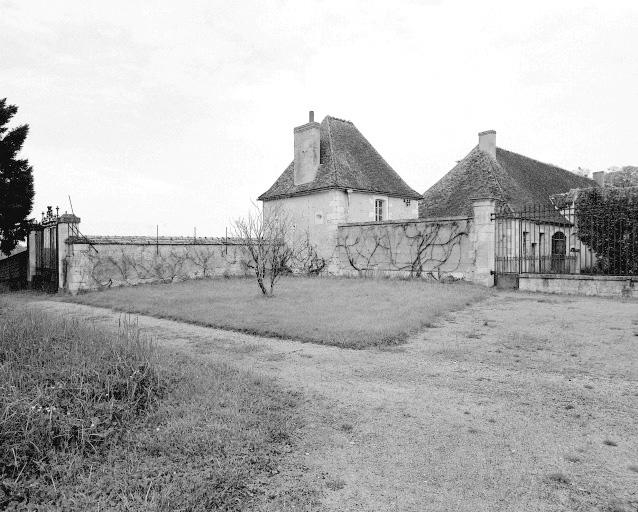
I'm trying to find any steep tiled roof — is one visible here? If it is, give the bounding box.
[420,146,597,217]
[259,116,422,201]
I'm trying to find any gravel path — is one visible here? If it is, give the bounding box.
[30,293,638,511]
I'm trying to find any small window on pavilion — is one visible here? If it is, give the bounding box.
[375,199,385,221]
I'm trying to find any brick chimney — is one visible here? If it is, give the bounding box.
[478,130,496,158]
[294,111,320,185]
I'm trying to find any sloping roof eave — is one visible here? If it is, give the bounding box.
[259,185,422,202]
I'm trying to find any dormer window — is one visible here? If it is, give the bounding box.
[375,199,385,221]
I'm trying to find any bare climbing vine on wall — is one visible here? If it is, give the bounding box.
[80,244,246,289]
[337,219,471,279]
[292,232,326,276]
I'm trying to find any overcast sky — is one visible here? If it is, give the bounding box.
[2,0,637,236]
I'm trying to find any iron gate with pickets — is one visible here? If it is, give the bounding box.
[493,201,637,283]
[32,222,59,292]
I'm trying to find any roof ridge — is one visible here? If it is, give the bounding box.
[471,146,509,205]
[485,151,510,206]
[497,146,569,174]
[324,115,353,124]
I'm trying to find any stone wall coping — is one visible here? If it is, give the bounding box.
[338,215,471,228]
[519,273,636,282]
[66,235,245,246]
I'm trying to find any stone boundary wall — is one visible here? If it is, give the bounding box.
[518,273,637,298]
[25,198,499,293]
[64,236,251,293]
[333,198,497,285]
[335,216,477,281]
[0,250,28,289]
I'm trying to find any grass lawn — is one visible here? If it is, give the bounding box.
[7,290,637,510]
[65,276,492,348]
[0,297,316,511]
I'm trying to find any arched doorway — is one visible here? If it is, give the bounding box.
[551,232,567,273]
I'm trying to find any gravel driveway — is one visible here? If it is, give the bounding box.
[31,292,638,511]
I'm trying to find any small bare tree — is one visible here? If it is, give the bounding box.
[232,204,294,296]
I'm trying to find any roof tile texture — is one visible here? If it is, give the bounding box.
[420,146,597,217]
[259,116,422,201]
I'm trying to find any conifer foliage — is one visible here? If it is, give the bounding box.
[0,98,34,256]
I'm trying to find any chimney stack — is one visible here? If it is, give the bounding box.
[592,171,605,187]
[478,130,496,158]
[293,111,321,185]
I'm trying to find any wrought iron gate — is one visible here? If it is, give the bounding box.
[493,200,636,280]
[32,223,59,292]
[493,203,578,279]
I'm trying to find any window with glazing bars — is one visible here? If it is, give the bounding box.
[375,199,384,221]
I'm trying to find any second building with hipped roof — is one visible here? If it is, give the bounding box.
[420,130,596,218]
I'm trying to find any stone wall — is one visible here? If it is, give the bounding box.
[64,237,251,293]
[0,250,27,289]
[519,274,637,298]
[26,198,498,293]
[336,216,476,280]
[334,199,498,285]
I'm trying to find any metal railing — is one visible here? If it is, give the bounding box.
[493,202,637,276]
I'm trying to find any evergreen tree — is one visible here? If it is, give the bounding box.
[0,98,35,256]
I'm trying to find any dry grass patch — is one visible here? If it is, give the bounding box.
[64,276,491,348]
[0,298,315,510]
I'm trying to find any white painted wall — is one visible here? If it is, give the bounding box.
[264,190,347,266]
[345,192,418,222]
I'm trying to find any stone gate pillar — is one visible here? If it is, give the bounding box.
[26,229,37,285]
[471,197,497,287]
[56,213,81,291]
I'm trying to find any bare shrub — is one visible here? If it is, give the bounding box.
[232,204,294,295]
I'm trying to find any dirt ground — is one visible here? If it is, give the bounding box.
[29,291,638,512]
